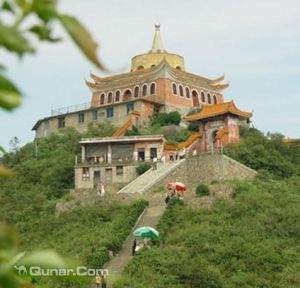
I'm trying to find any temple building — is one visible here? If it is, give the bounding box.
[32,25,233,138]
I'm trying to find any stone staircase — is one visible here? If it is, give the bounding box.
[117,159,186,195]
[103,196,166,286]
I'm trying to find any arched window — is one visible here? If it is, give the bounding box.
[150,83,156,95]
[137,65,144,71]
[213,95,217,104]
[201,92,205,102]
[192,90,199,107]
[142,84,147,96]
[185,87,190,98]
[100,93,105,105]
[151,64,156,67]
[115,90,120,102]
[134,86,139,98]
[179,85,184,97]
[207,93,212,104]
[176,66,181,70]
[172,83,177,95]
[123,90,132,101]
[108,92,113,103]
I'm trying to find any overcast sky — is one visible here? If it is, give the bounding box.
[1,0,300,149]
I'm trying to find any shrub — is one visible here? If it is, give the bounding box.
[124,125,140,136]
[167,111,181,125]
[187,122,199,132]
[86,247,110,269]
[196,184,210,196]
[136,162,151,175]
[151,111,181,126]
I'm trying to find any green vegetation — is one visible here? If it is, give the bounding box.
[0,128,147,287]
[187,122,199,132]
[163,126,191,144]
[125,125,141,136]
[116,177,300,288]
[225,127,300,179]
[151,111,181,126]
[136,162,152,175]
[152,186,165,194]
[114,128,300,287]
[196,183,210,197]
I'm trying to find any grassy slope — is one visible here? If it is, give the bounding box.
[0,126,148,287]
[115,179,300,288]
[115,129,300,288]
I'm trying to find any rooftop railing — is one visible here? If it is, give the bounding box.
[50,95,164,117]
[51,102,92,116]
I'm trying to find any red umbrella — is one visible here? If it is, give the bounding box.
[175,182,186,191]
[167,182,186,191]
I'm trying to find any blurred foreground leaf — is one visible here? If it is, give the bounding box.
[0,23,34,56]
[32,0,57,22]
[59,15,106,70]
[0,74,21,110]
[18,250,67,268]
[29,25,61,42]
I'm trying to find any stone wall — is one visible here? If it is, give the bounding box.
[149,153,256,192]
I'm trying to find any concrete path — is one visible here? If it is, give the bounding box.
[104,196,166,286]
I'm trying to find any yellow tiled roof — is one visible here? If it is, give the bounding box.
[185,101,252,121]
[164,132,202,151]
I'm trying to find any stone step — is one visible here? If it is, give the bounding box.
[117,159,186,195]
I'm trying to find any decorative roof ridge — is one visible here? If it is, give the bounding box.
[185,100,252,121]
[89,65,159,83]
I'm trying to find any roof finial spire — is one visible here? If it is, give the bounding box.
[150,24,166,53]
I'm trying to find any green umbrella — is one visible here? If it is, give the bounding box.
[133,226,160,238]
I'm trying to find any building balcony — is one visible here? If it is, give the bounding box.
[76,155,156,167]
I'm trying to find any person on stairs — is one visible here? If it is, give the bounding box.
[132,239,137,256]
[95,272,102,288]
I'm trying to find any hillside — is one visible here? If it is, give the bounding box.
[0,126,299,287]
[114,128,300,287]
[0,125,148,288]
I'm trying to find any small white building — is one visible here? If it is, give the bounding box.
[75,135,165,189]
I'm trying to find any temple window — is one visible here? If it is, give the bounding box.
[123,89,132,101]
[201,92,205,102]
[142,84,147,96]
[100,93,105,105]
[126,102,134,114]
[172,83,177,94]
[78,112,85,124]
[134,86,139,98]
[207,93,212,104]
[108,92,113,103]
[115,90,120,102]
[192,90,200,107]
[106,107,114,118]
[58,117,65,128]
[213,95,217,104]
[179,85,184,97]
[185,87,190,98]
[92,110,98,121]
[137,65,144,70]
[150,83,156,95]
